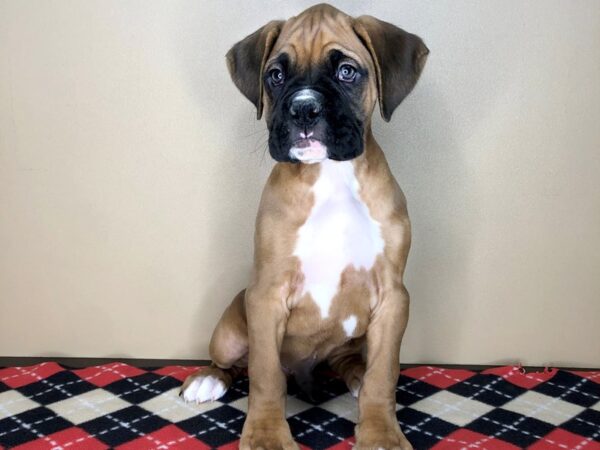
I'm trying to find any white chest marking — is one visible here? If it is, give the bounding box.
[342,315,358,337]
[293,160,385,318]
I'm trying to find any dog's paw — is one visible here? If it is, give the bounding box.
[340,362,364,398]
[355,415,413,450]
[240,415,299,450]
[347,375,362,398]
[180,373,228,403]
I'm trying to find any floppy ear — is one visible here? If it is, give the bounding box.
[226,20,284,120]
[353,16,429,122]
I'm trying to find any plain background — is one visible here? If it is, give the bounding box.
[1,1,599,367]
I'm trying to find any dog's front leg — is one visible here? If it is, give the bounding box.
[355,283,412,450]
[240,281,298,450]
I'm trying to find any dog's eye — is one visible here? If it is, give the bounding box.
[269,68,285,86]
[337,64,357,82]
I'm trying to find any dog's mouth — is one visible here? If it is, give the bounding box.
[289,138,328,164]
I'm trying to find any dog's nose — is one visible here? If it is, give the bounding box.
[289,89,323,126]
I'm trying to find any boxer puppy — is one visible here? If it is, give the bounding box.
[182,4,428,449]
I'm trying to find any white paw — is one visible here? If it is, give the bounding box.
[348,378,361,398]
[181,375,227,403]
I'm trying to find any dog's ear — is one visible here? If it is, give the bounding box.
[353,16,429,122]
[226,20,284,120]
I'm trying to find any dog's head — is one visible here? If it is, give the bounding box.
[226,4,428,163]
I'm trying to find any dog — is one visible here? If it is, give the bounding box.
[181,4,428,449]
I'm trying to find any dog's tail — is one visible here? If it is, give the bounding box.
[293,366,318,403]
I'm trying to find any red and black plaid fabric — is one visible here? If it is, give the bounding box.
[0,363,598,449]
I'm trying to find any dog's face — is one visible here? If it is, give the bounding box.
[226,4,428,163]
[264,48,369,163]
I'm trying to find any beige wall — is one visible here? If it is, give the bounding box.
[1,1,599,367]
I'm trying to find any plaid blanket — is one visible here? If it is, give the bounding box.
[0,363,598,449]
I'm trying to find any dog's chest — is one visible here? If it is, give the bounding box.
[293,160,385,319]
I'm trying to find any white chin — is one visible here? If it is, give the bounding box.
[289,142,328,164]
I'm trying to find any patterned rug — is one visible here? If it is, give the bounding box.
[0,363,598,449]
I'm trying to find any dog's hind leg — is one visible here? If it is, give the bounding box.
[327,338,366,398]
[181,289,249,403]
